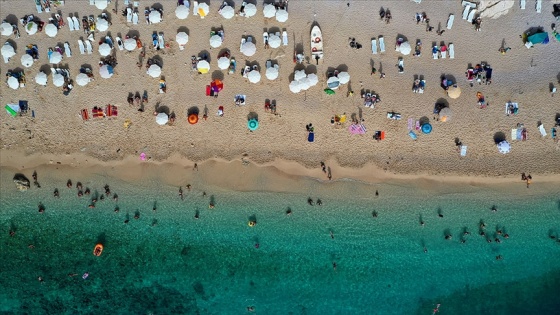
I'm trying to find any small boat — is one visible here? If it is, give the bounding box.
[93,244,104,256]
[310,25,323,64]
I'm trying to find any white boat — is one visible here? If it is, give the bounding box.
[311,25,323,63]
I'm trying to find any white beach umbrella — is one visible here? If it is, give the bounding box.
[98,43,111,56]
[1,42,15,58]
[276,9,288,22]
[399,42,412,55]
[156,112,168,125]
[7,76,19,89]
[266,67,278,80]
[268,35,281,48]
[248,71,261,83]
[26,22,38,35]
[95,0,108,10]
[307,73,319,86]
[327,76,340,90]
[198,3,210,18]
[124,38,137,51]
[52,73,65,87]
[35,71,47,85]
[99,64,113,78]
[299,77,311,90]
[337,71,350,84]
[245,4,257,17]
[76,73,90,86]
[217,56,230,70]
[149,10,162,24]
[176,32,189,45]
[294,70,306,81]
[1,23,13,36]
[147,64,161,78]
[241,41,256,56]
[49,51,63,64]
[197,60,210,73]
[220,6,235,19]
[45,23,58,37]
[175,5,189,19]
[263,4,276,18]
[21,54,33,67]
[289,80,302,93]
[209,35,223,48]
[497,141,510,154]
[96,18,109,32]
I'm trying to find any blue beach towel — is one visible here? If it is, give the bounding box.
[308,132,314,142]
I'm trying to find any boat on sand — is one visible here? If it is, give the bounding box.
[311,25,323,64]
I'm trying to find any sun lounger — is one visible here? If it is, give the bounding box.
[64,42,72,57]
[447,14,454,29]
[538,123,547,137]
[240,38,246,52]
[77,39,85,54]
[282,31,288,46]
[379,36,385,53]
[158,33,165,49]
[132,12,139,24]
[242,66,251,78]
[127,8,133,23]
[433,48,439,59]
[536,0,542,13]
[307,132,315,142]
[72,16,80,31]
[85,40,93,54]
[462,6,470,19]
[81,109,90,120]
[449,43,455,59]
[520,0,526,9]
[67,17,74,31]
[263,32,268,44]
[193,1,199,15]
[462,1,477,8]
[229,58,236,74]
[116,37,124,50]
[371,38,377,54]
[467,9,476,23]
[460,146,467,156]
[408,131,417,140]
[505,102,519,115]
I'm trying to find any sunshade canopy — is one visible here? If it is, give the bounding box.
[497,141,510,154]
[52,73,65,87]
[289,80,302,93]
[241,41,256,56]
[337,71,350,84]
[527,32,549,45]
[98,43,111,56]
[124,38,137,51]
[95,0,108,10]
[210,35,222,48]
[248,71,261,83]
[176,32,189,45]
[294,70,306,81]
[263,4,276,18]
[99,64,114,78]
[198,3,210,18]
[217,56,230,70]
[220,6,235,19]
[244,4,257,17]
[156,112,168,125]
[1,42,15,58]
[21,54,33,67]
[307,73,319,86]
[399,42,411,55]
[147,64,161,78]
[97,18,109,32]
[268,35,281,48]
[327,76,340,89]
[276,9,289,22]
[265,67,278,80]
[0,22,13,36]
[35,71,47,85]
[26,22,38,35]
[438,107,452,122]
[175,5,189,19]
[149,11,162,23]
[45,23,58,37]
[447,86,461,99]
[49,51,63,64]
[7,76,19,89]
[197,60,210,73]
[76,73,90,86]
[248,119,259,131]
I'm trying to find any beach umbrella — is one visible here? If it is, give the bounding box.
[276,9,289,22]
[35,71,47,85]
[421,123,432,134]
[447,86,461,99]
[97,18,109,32]
[156,112,168,125]
[76,73,90,86]
[294,70,306,81]
[147,64,161,78]
[198,3,210,18]
[399,42,411,55]
[307,73,319,86]
[245,4,257,17]
[289,80,302,93]
[337,71,350,84]
[248,70,261,83]
[21,54,33,67]
[197,60,210,73]
[210,79,223,92]
[1,23,13,36]
[1,42,15,59]
[209,35,222,48]
[99,64,114,78]
[149,10,161,24]
[124,38,137,51]
[7,76,19,89]
[217,56,230,70]
[176,32,189,45]
[175,5,189,19]
[299,77,311,90]
[324,88,335,95]
[497,141,510,154]
[52,73,65,87]
[26,22,38,35]
[327,76,340,89]
[247,119,259,131]
[188,113,198,124]
[241,41,256,56]
[268,35,281,48]
[95,0,108,10]
[220,6,235,19]
[98,43,111,56]
[45,23,58,37]
[439,107,452,122]
[49,51,63,64]
[265,66,278,80]
[263,4,276,18]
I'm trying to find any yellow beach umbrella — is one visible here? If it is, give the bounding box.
[447,86,461,99]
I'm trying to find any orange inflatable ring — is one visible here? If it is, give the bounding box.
[314,37,321,43]
[188,114,198,125]
[93,244,103,256]
[312,47,317,52]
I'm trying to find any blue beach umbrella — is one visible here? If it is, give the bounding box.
[248,119,258,131]
[421,123,432,134]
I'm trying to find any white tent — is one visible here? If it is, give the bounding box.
[96,18,109,32]
[245,4,257,17]
[307,73,319,86]
[220,6,235,19]
[265,66,279,80]
[497,141,510,154]
[35,71,47,85]
[197,60,210,73]
[7,76,19,89]
[263,4,276,18]
[276,9,289,22]
[95,0,108,10]
[149,10,162,24]
[1,42,15,60]
[294,70,306,81]
[209,35,223,48]
[241,41,256,56]
[26,22,38,35]
[289,80,302,93]
[147,64,161,78]
[217,57,230,70]
[21,54,33,67]
[268,35,281,48]
[1,23,13,36]
[98,43,111,56]
[299,77,311,90]
[248,71,261,83]
[76,73,90,86]
[176,32,189,45]
[399,42,411,55]
[49,51,63,64]
[175,5,189,19]
[45,23,58,37]
[198,3,210,18]
[337,71,350,84]
[124,38,137,51]
[99,65,113,78]
[156,112,168,125]
[52,73,65,87]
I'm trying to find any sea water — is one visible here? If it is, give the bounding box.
[1,169,559,315]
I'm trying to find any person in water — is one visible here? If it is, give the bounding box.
[307,198,314,206]
[316,199,322,206]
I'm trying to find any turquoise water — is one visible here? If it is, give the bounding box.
[1,170,559,314]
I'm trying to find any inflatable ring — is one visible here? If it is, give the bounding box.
[312,47,317,52]
[93,243,103,256]
[188,114,198,125]
[315,37,321,43]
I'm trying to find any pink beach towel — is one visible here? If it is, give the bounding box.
[408,118,414,130]
[140,153,146,161]
[415,121,421,130]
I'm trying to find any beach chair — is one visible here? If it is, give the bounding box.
[449,43,455,59]
[72,16,80,31]
[467,9,476,23]
[67,17,74,31]
[552,127,557,139]
[520,0,526,9]
[247,36,253,43]
[397,58,404,73]
[536,0,542,13]
[447,14,454,29]
[193,1,199,15]
[440,46,447,59]
[116,37,124,50]
[282,31,288,46]
[240,37,246,52]
[462,6,470,19]
[127,8,133,23]
[64,42,72,57]
[462,1,477,8]
[371,38,377,54]
[538,123,547,137]
[158,33,165,49]
[408,131,417,140]
[77,40,85,54]
[81,109,90,121]
[132,12,139,24]
[85,40,93,54]
[229,58,236,74]
[379,36,385,53]
[263,32,268,44]
[460,146,467,156]
[433,46,439,59]
[511,128,518,140]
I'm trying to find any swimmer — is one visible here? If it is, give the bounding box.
[480,222,486,229]
[372,211,378,218]
[82,272,89,279]
[496,255,503,260]
[88,204,95,209]
[53,188,59,198]
[202,191,207,197]
[9,230,15,237]
[495,238,501,243]
[497,229,502,235]
[153,202,157,211]
[151,219,157,226]
[320,161,326,173]
[209,203,215,209]
[479,230,486,236]
[375,190,379,197]
[186,184,191,191]
[104,185,111,196]
[38,203,45,213]
[438,213,443,218]
[124,219,129,224]
[38,276,44,282]
[286,208,292,215]
[487,239,492,243]
[32,171,38,181]
[194,212,200,219]
[67,180,72,188]
[78,190,83,197]
[113,193,118,201]
[445,235,452,240]
[307,198,314,206]
[76,182,82,190]
[134,213,140,219]
[332,262,337,270]
[247,306,255,312]
[68,273,78,277]
[28,244,34,249]
[179,187,184,200]
[423,247,428,253]
[330,231,334,239]
[100,195,105,201]
[460,238,466,244]
[316,199,322,206]
[491,205,497,212]
[254,243,260,249]
[504,233,509,239]
[432,303,441,314]
[84,188,91,195]
[420,220,425,226]
[114,206,119,213]
[92,197,97,203]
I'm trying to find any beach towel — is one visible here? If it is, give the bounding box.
[308,132,315,142]
[64,42,72,57]
[415,121,420,130]
[105,105,117,117]
[132,12,139,24]
[126,8,133,23]
[379,36,385,53]
[467,9,476,23]
[5,104,20,117]
[80,109,90,120]
[536,0,542,13]
[449,43,455,59]
[460,146,467,156]
[408,131,417,140]
[511,128,518,140]
[67,17,74,31]
[193,1,199,15]
[462,6,470,19]
[462,1,477,8]
[520,0,526,9]
[447,14,454,29]
[538,124,547,137]
[371,38,377,54]
[92,108,104,118]
[505,102,519,115]
[441,50,447,59]
[85,40,93,54]
[78,40,85,54]
[72,16,80,31]
[282,31,288,46]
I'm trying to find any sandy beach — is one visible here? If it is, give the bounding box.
[1,0,560,181]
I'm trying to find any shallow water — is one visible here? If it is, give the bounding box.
[1,170,559,314]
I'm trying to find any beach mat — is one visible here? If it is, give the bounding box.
[308,132,315,142]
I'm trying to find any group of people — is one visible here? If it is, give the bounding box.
[127,91,149,111]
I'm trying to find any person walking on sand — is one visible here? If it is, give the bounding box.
[526,174,532,188]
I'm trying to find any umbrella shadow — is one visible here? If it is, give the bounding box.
[152,55,163,67]
[151,2,164,11]
[211,25,224,33]
[96,232,107,245]
[336,64,348,72]
[436,98,449,108]
[419,116,430,125]
[6,38,17,51]
[493,131,506,144]
[127,29,140,39]
[555,113,560,124]
[218,48,230,58]
[396,33,408,42]
[247,111,258,121]
[80,63,93,71]
[177,26,189,34]
[188,106,199,115]
[39,64,51,74]
[305,64,317,74]
[4,14,18,25]
[212,70,224,81]
[155,104,170,115]
[294,42,304,55]
[198,50,211,62]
